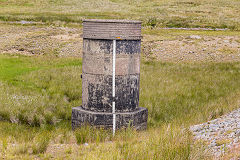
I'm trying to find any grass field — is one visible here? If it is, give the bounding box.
[1,54,240,127]
[1,53,240,159]
[0,0,240,159]
[0,0,240,30]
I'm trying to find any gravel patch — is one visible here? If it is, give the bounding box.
[0,25,82,57]
[143,35,240,62]
[190,108,240,157]
[1,24,239,62]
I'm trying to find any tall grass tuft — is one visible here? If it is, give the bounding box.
[0,54,240,158]
[13,143,29,155]
[1,138,8,155]
[74,125,111,144]
[31,132,51,154]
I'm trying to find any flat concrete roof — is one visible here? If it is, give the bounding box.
[83,19,142,24]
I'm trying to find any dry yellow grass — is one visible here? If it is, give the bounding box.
[1,52,240,159]
[0,0,240,29]
[0,12,240,158]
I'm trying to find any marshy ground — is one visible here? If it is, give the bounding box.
[0,0,240,159]
[0,23,239,159]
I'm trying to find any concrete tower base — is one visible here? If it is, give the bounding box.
[72,19,148,131]
[72,106,148,130]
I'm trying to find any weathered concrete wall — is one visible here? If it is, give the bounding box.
[82,39,141,112]
[72,107,148,130]
[72,19,148,130]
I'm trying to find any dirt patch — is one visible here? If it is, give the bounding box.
[2,48,34,56]
[1,24,240,62]
[51,34,80,41]
[142,35,240,62]
[0,24,82,57]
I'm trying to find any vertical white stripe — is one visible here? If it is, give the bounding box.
[112,39,116,135]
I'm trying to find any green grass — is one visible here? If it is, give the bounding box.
[0,0,240,30]
[0,54,82,82]
[0,54,240,158]
[0,55,38,81]
[0,55,82,126]
[141,61,240,126]
[1,53,240,158]
[0,0,240,155]
[2,0,240,157]
[1,54,240,127]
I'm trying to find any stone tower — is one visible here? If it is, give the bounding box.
[72,19,148,130]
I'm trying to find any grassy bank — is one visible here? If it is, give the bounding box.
[0,55,82,126]
[1,55,240,127]
[0,0,240,30]
[0,54,240,159]
[1,0,240,158]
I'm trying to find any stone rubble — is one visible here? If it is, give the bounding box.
[190,108,240,157]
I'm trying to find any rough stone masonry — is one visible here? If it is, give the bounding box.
[72,19,148,130]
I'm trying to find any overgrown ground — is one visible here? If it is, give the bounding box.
[0,0,240,158]
[0,23,240,159]
[0,0,240,30]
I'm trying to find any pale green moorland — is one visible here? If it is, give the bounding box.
[1,51,240,159]
[0,0,240,30]
[0,0,240,159]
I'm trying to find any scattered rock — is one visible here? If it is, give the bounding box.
[223,40,230,43]
[190,108,240,157]
[188,35,202,39]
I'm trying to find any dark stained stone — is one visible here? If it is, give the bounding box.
[72,19,148,130]
[72,106,148,130]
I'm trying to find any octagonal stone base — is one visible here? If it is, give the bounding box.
[72,106,148,130]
